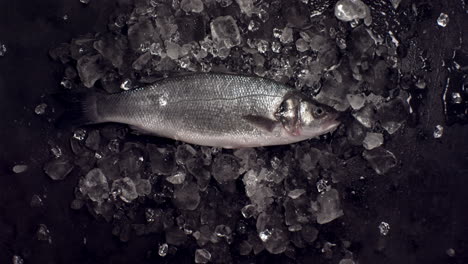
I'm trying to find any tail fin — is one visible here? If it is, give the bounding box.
[53,92,99,129]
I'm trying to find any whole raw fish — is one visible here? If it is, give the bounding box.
[68,73,339,148]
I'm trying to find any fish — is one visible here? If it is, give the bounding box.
[63,73,340,148]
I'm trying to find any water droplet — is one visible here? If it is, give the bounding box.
[0,43,7,56]
[451,92,462,104]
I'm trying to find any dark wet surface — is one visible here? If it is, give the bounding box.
[1,0,468,263]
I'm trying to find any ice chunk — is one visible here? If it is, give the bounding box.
[280,27,293,44]
[119,147,144,176]
[12,164,28,174]
[239,240,253,255]
[112,177,138,203]
[135,178,151,196]
[76,54,105,88]
[288,189,306,199]
[195,249,211,263]
[37,224,52,243]
[166,226,187,245]
[172,181,200,210]
[35,103,47,115]
[175,144,197,165]
[362,132,384,150]
[148,145,176,175]
[335,0,371,25]
[389,0,401,9]
[30,195,44,208]
[158,243,169,257]
[339,259,355,264]
[437,13,449,27]
[0,42,6,56]
[181,0,204,13]
[12,255,24,264]
[261,228,289,254]
[127,20,158,51]
[346,94,365,110]
[211,154,240,184]
[433,125,444,138]
[316,189,344,224]
[295,39,309,52]
[235,0,254,16]
[80,168,109,202]
[352,105,375,128]
[210,16,241,49]
[378,221,390,236]
[446,248,456,257]
[44,157,74,180]
[166,169,186,184]
[165,41,181,60]
[241,204,256,218]
[363,148,397,175]
[93,34,126,68]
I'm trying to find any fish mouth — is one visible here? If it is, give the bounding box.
[323,119,341,134]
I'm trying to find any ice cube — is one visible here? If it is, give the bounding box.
[260,228,289,254]
[352,105,375,128]
[378,221,390,236]
[362,132,384,150]
[362,148,397,175]
[34,103,47,115]
[135,178,151,196]
[241,204,256,218]
[316,188,344,224]
[0,42,6,56]
[210,16,241,49]
[288,189,306,199]
[195,249,211,263]
[12,255,24,264]
[127,20,158,51]
[295,39,309,52]
[166,169,187,184]
[389,0,401,9]
[433,125,444,138]
[211,154,241,184]
[119,147,144,176]
[80,168,109,202]
[172,181,200,210]
[280,27,293,44]
[239,240,253,255]
[346,94,365,110]
[93,35,126,68]
[165,41,181,60]
[181,0,204,13]
[158,243,169,257]
[44,157,74,180]
[175,144,197,165]
[37,224,52,243]
[148,145,176,175]
[437,13,449,27]
[112,177,138,203]
[12,164,28,174]
[334,0,371,24]
[235,0,254,16]
[30,195,44,208]
[76,54,105,88]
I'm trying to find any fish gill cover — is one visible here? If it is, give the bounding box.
[25,0,467,263]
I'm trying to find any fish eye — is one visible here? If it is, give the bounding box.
[313,107,325,118]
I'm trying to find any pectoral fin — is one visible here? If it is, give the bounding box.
[242,115,278,132]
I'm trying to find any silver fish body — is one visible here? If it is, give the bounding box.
[80,73,339,148]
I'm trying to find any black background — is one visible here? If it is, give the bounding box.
[0,0,467,263]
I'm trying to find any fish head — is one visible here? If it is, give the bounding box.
[275,93,340,137]
[297,99,340,137]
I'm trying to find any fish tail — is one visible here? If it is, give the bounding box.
[53,92,100,129]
